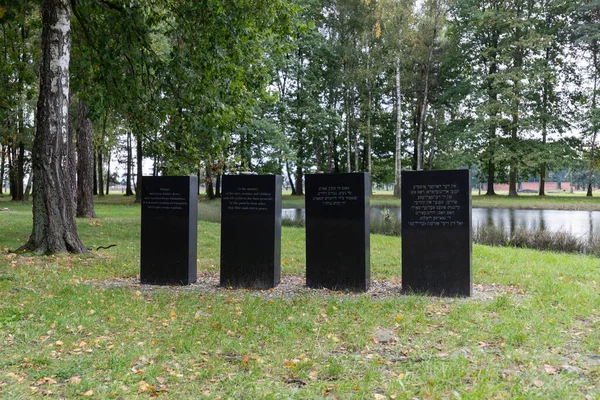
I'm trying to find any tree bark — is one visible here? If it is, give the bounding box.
[9,144,16,200]
[97,150,104,196]
[93,152,98,195]
[135,134,142,203]
[105,151,111,195]
[0,144,5,194]
[394,58,402,198]
[76,99,96,218]
[485,28,499,196]
[588,50,599,197]
[16,140,25,201]
[205,160,214,199]
[215,173,221,198]
[19,0,87,253]
[285,159,296,195]
[345,89,351,172]
[125,131,134,196]
[295,164,304,196]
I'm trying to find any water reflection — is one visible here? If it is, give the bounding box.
[281,207,600,240]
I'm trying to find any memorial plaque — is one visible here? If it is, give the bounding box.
[305,173,370,292]
[401,170,471,296]
[141,176,198,285]
[220,175,282,289]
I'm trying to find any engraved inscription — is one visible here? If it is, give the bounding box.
[408,183,463,228]
[312,185,358,206]
[223,186,273,212]
[144,187,188,211]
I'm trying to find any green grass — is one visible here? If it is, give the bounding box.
[0,193,599,398]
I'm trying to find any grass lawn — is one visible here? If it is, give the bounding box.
[0,194,599,398]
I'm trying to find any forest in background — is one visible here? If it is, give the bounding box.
[2,0,600,203]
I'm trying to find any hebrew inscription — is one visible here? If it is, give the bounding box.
[311,185,358,206]
[407,183,464,228]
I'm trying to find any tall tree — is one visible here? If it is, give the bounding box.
[76,98,96,217]
[19,0,87,253]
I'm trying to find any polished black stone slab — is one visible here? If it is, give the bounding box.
[220,174,282,289]
[140,176,198,285]
[401,170,471,296]
[305,173,370,292]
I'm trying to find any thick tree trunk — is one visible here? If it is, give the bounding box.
[394,59,402,198]
[135,134,142,203]
[97,150,104,196]
[125,131,134,196]
[76,100,96,218]
[20,0,87,254]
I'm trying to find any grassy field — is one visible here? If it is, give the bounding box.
[0,194,599,398]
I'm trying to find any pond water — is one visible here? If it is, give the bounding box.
[282,207,600,238]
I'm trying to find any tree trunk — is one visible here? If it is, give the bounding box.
[106,151,111,195]
[215,173,221,198]
[23,173,32,202]
[76,100,96,218]
[93,151,98,195]
[295,164,304,196]
[9,144,16,200]
[508,5,523,198]
[393,58,402,198]
[345,90,351,172]
[285,159,296,195]
[588,53,599,197]
[485,29,499,196]
[539,47,551,196]
[135,134,142,203]
[197,163,202,195]
[354,133,359,173]
[0,144,5,194]
[125,131,134,196]
[417,46,434,171]
[97,150,104,196]
[205,161,215,199]
[16,105,25,201]
[19,0,87,254]
[16,140,25,201]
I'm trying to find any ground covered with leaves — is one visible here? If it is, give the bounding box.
[0,196,599,398]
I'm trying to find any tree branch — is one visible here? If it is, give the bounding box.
[98,0,125,12]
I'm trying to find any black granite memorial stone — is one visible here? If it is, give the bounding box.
[140,176,198,285]
[305,173,370,292]
[220,174,282,289]
[401,170,471,296]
